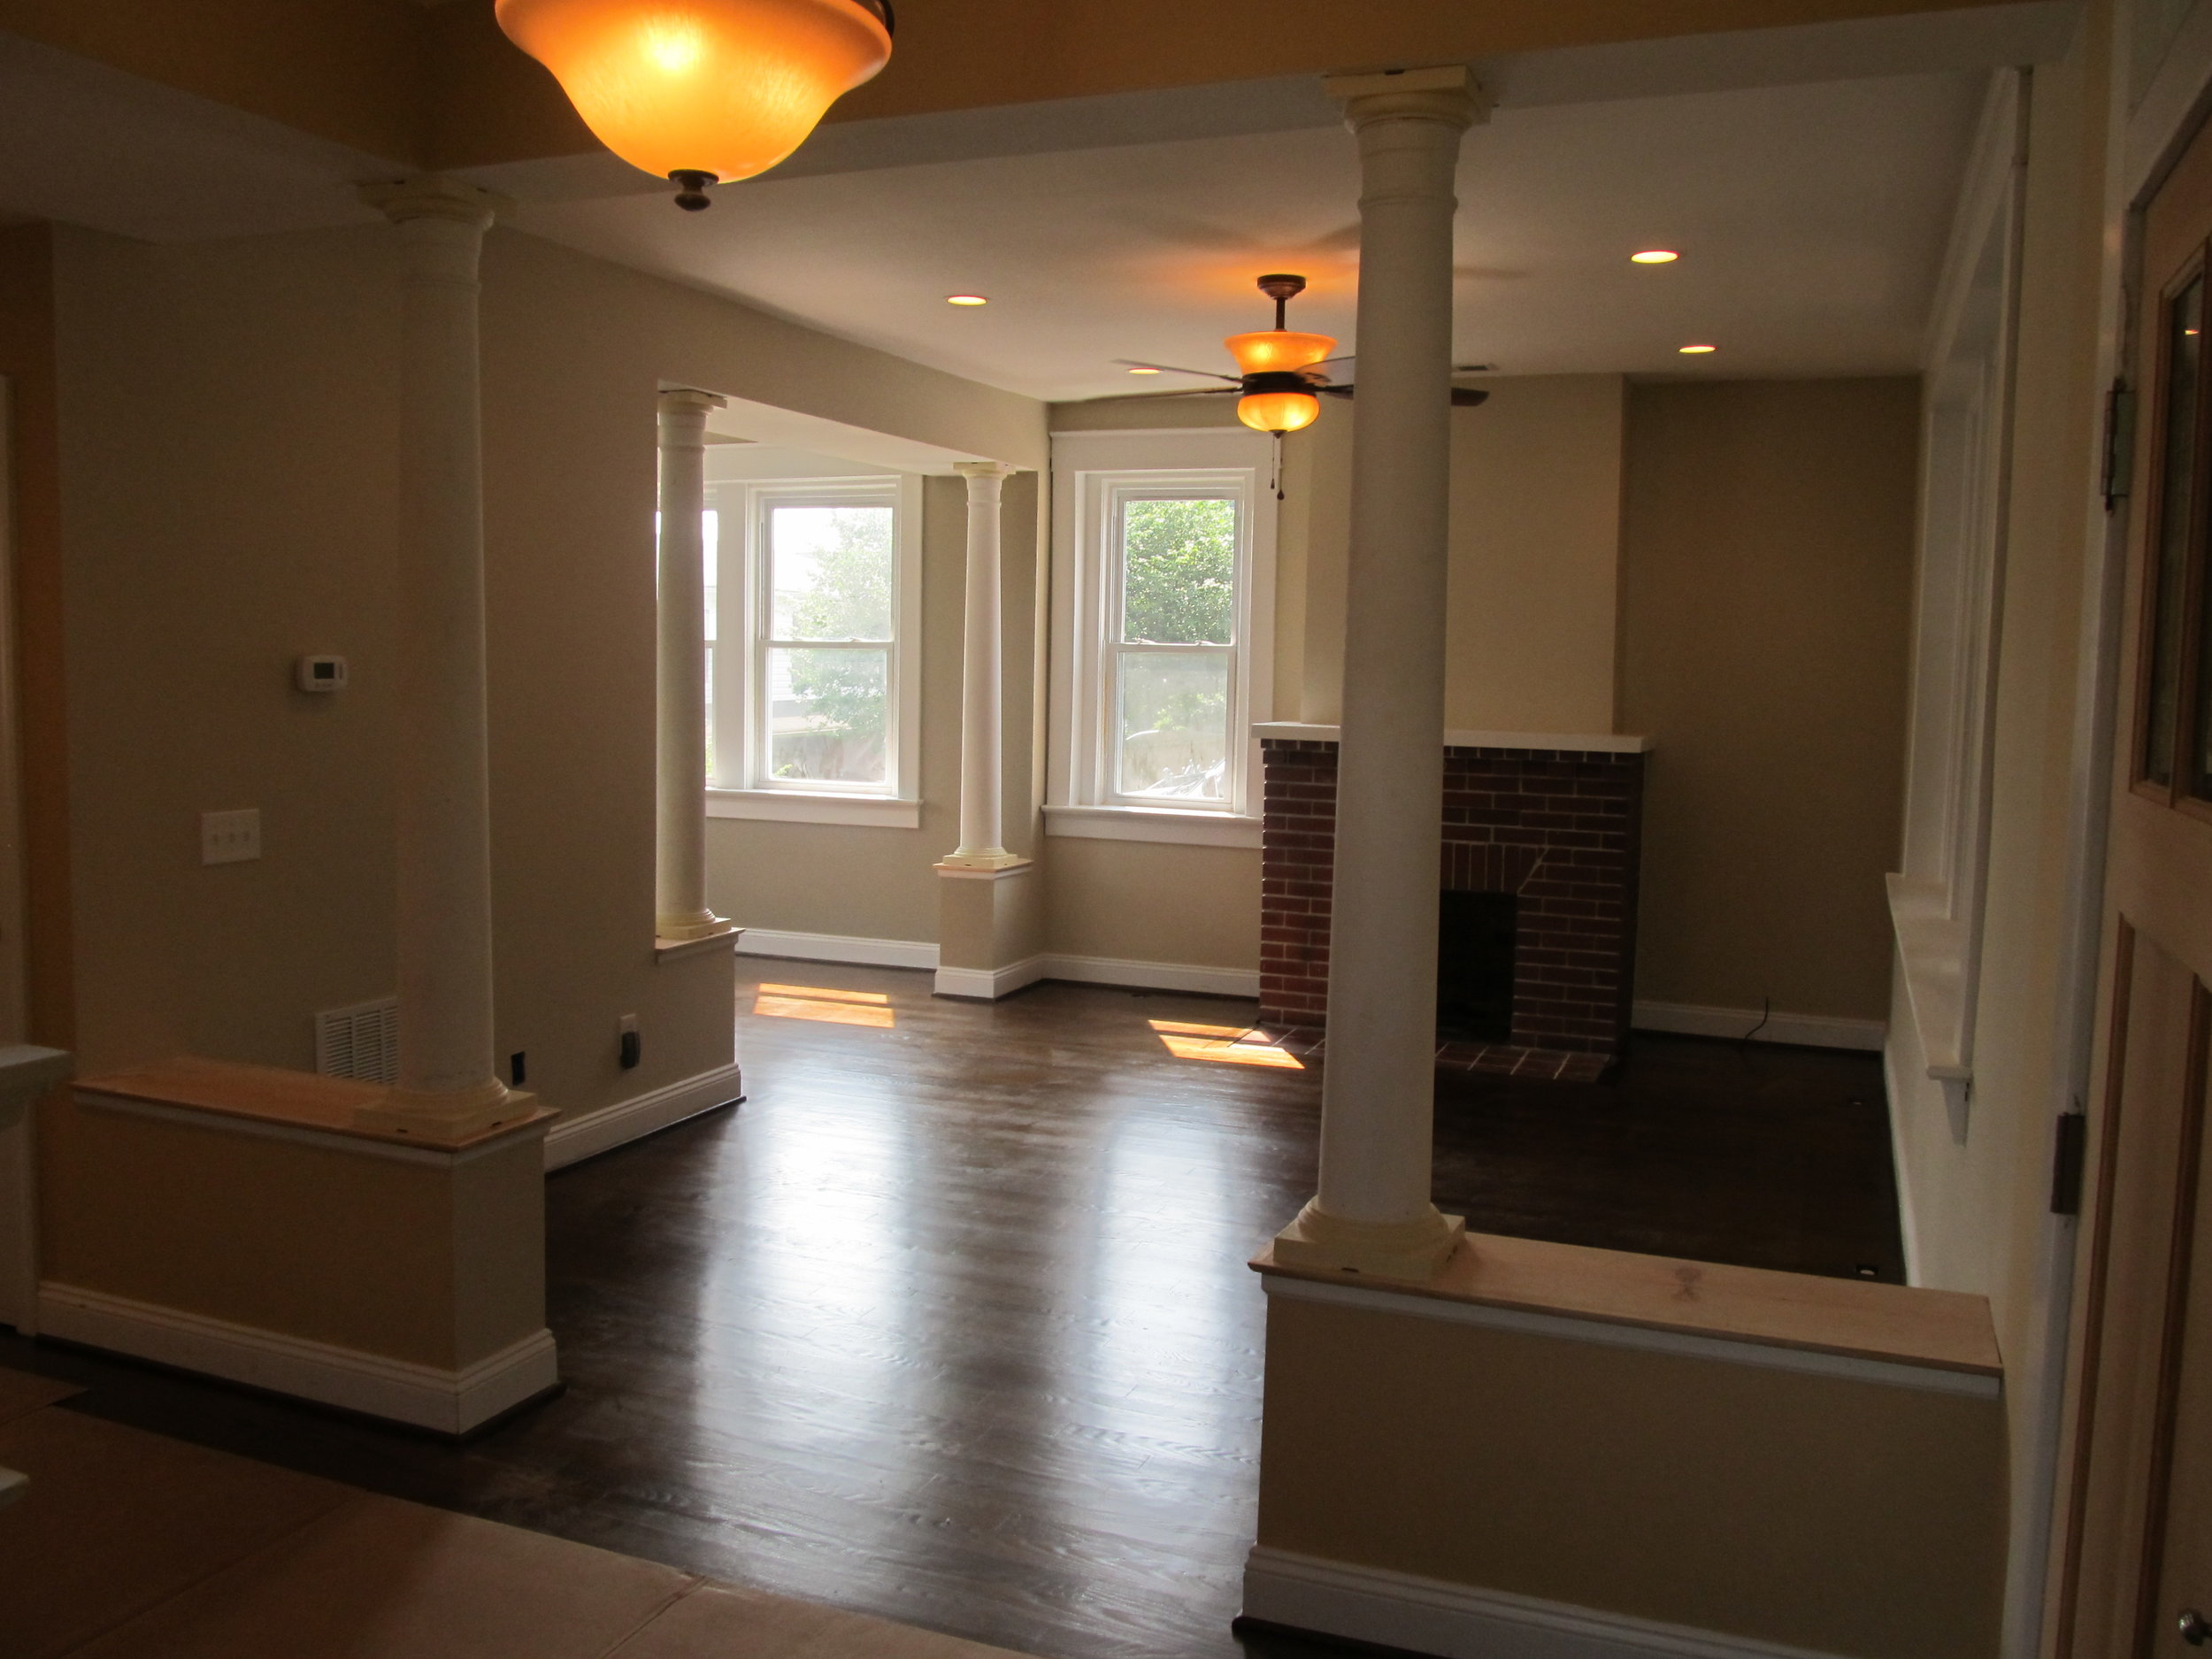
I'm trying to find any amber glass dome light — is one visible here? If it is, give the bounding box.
[495,0,893,209]
[1225,274,1336,434]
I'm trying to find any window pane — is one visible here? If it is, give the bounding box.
[1117,649,1228,801]
[770,504,893,641]
[1120,497,1236,645]
[702,508,718,644]
[768,647,887,786]
[2144,276,2203,788]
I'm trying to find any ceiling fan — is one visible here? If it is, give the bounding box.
[1110,273,1492,434]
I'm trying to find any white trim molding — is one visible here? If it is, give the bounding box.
[541,1061,743,1171]
[726,927,1262,1000]
[1042,803,1263,848]
[1241,1548,1855,1659]
[1631,1001,1886,1053]
[1260,1272,1998,1398]
[35,1282,558,1435]
[935,958,1048,1000]
[733,928,939,971]
[1255,722,1653,755]
[706,789,920,828]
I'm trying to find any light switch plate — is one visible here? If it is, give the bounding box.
[201,808,261,865]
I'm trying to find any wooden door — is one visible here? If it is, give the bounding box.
[2057,105,2212,1658]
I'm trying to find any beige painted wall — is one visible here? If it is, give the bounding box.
[1618,378,1919,1022]
[1260,1291,2008,1659]
[1284,377,1627,733]
[47,219,1045,1149]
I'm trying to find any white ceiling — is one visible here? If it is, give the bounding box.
[0,3,2074,406]
[517,67,1987,403]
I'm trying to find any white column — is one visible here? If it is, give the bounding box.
[357,177,527,1138]
[1275,68,1482,1279]
[656,388,732,941]
[940,462,1025,872]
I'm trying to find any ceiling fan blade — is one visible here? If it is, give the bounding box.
[1086,387,1240,404]
[1112,358,1241,384]
[1305,384,1489,409]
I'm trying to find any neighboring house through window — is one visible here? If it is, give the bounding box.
[1048,428,1277,848]
[704,456,923,827]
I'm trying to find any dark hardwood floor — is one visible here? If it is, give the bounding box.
[1,965,1901,1659]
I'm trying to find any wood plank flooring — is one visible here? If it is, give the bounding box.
[0,966,1901,1659]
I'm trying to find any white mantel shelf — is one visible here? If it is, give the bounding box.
[1253,723,1653,755]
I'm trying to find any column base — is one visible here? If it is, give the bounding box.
[655,910,734,944]
[935,851,1031,874]
[1272,1199,1466,1282]
[355,1079,536,1141]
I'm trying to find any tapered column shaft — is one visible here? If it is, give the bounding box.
[1276,71,1480,1278]
[942,462,1024,871]
[358,177,522,1135]
[656,389,728,940]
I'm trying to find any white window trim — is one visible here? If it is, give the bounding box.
[1048,428,1277,847]
[707,473,922,827]
[1889,71,2023,1127]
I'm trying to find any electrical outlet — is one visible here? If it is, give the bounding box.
[618,1013,641,1071]
[201,808,262,865]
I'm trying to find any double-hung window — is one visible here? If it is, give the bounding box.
[707,474,922,826]
[1048,429,1275,847]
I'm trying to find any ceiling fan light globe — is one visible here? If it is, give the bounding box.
[1238,391,1321,434]
[1223,329,1339,375]
[495,0,891,186]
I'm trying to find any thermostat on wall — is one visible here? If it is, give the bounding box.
[296,655,348,693]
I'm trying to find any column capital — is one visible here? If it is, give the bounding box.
[358,175,514,230]
[1323,65,1490,130]
[659,388,728,418]
[954,460,1018,480]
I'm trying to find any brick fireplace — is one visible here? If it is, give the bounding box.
[1256,726,1648,1082]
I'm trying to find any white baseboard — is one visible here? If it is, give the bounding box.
[734,928,939,971]
[542,1061,743,1171]
[1242,1548,1847,1659]
[1041,953,1258,999]
[731,926,1260,1001]
[935,957,1048,999]
[36,1282,558,1435]
[1632,1000,1885,1053]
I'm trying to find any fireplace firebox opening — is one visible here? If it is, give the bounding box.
[1437,890,1517,1044]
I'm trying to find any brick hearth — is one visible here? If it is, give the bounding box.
[1258,732,1647,1080]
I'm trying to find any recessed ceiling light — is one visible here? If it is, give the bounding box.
[946,294,988,306]
[1678,343,1718,354]
[1632,250,1680,265]
[1128,365,1161,374]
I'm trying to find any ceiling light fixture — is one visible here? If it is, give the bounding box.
[494,0,893,211]
[946,294,988,306]
[1127,365,1161,374]
[1678,343,1718,354]
[1631,250,1680,265]
[1225,274,1335,434]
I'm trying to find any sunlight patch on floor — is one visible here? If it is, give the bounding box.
[1148,1018,1302,1068]
[755,984,896,1027]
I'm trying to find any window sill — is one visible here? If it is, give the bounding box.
[1886,872,1971,1110]
[708,790,920,829]
[1044,804,1262,849]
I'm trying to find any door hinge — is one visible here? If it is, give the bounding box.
[2050,1109,2089,1215]
[2102,380,2137,511]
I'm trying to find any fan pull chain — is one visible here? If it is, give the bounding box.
[1274,430,1286,501]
